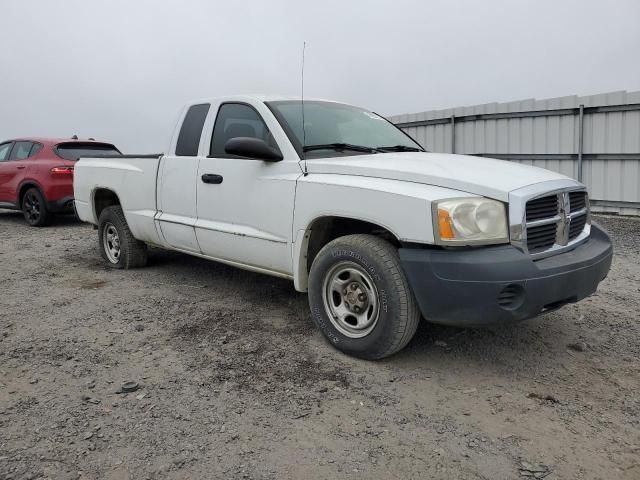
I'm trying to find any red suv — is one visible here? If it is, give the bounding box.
[0,138,120,226]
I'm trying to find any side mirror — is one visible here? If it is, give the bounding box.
[224,137,283,162]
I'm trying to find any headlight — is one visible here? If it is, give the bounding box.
[433,198,508,245]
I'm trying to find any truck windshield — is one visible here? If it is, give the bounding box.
[266,101,423,158]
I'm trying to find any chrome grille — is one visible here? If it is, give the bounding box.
[568,191,588,241]
[520,188,590,258]
[526,195,559,221]
[569,191,587,213]
[527,222,558,252]
[569,213,587,240]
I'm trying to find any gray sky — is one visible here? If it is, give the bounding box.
[1,0,639,152]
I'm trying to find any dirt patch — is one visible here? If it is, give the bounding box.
[0,209,639,479]
[80,280,108,290]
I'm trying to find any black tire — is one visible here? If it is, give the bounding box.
[22,187,50,227]
[308,234,420,360]
[98,206,148,269]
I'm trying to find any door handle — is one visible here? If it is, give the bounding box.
[16,166,26,170]
[201,173,223,184]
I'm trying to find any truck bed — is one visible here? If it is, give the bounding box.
[73,154,164,245]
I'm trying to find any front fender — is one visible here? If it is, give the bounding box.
[291,174,477,291]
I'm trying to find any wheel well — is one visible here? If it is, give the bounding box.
[93,189,121,220]
[305,216,400,273]
[18,183,42,207]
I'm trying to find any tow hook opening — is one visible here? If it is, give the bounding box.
[497,284,525,311]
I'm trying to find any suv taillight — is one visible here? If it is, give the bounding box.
[50,166,74,176]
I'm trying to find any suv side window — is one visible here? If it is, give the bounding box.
[9,141,34,160]
[210,103,278,157]
[175,103,210,156]
[0,142,12,162]
[30,143,43,157]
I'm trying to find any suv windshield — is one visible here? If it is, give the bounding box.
[55,142,121,161]
[266,101,423,158]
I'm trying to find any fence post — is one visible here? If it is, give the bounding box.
[577,104,584,182]
[450,115,455,153]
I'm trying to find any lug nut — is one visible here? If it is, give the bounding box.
[358,293,366,301]
[353,306,360,313]
[350,283,358,290]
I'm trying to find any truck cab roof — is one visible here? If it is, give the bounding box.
[183,94,344,107]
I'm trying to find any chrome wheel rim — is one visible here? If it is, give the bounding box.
[103,222,121,263]
[23,193,40,223]
[322,261,380,338]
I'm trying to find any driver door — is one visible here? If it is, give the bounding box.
[195,102,299,276]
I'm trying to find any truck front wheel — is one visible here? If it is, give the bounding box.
[98,206,148,269]
[308,234,420,360]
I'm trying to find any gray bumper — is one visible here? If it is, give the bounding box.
[399,224,613,326]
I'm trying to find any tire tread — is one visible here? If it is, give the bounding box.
[22,187,50,227]
[98,206,148,269]
[309,234,420,359]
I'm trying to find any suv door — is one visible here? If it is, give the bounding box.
[156,103,210,252]
[0,141,35,205]
[0,142,15,203]
[195,102,300,276]
[8,141,39,204]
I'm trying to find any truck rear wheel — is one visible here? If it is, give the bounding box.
[98,206,148,269]
[308,234,420,360]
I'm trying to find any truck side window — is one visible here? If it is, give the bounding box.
[175,103,210,156]
[210,103,277,157]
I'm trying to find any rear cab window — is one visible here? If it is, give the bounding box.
[175,103,210,156]
[55,143,121,161]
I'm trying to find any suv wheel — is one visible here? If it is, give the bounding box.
[22,188,50,227]
[308,234,420,360]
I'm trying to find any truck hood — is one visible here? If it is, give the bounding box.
[304,152,569,201]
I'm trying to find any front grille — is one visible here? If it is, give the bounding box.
[526,195,559,221]
[527,223,557,252]
[569,213,587,240]
[569,192,587,212]
[522,189,589,257]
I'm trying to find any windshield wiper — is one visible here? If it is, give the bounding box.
[303,143,378,154]
[376,145,423,152]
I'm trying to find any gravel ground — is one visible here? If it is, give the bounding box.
[1,211,639,480]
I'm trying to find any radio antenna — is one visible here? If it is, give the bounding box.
[301,41,308,176]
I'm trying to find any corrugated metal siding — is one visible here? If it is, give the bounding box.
[390,90,640,216]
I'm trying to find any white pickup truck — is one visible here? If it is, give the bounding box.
[74,95,613,359]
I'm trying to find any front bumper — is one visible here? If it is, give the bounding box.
[399,224,613,326]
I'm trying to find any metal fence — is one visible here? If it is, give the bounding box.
[389,90,640,216]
